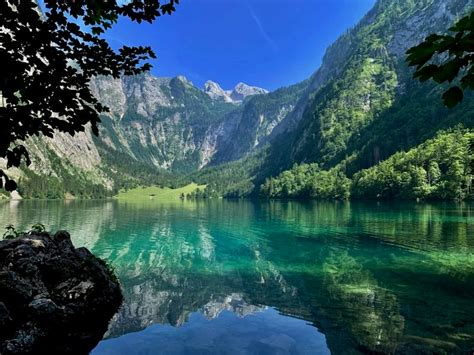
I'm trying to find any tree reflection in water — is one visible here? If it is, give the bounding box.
[0,200,473,353]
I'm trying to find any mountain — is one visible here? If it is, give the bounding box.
[286,0,474,168]
[255,0,474,196]
[197,0,474,199]
[203,80,233,103]
[3,0,473,200]
[90,74,295,174]
[90,74,235,172]
[1,71,301,198]
[203,80,268,104]
[229,82,269,102]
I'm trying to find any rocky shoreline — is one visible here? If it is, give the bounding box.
[0,231,122,354]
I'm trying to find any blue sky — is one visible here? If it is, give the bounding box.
[107,0,376,91]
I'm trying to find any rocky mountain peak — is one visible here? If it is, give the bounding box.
[203,80,234,103]
[230,82,268,102]
[175,75,193,86]
[203,80,268,103]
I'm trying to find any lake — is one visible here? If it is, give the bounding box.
[0,200,473,354]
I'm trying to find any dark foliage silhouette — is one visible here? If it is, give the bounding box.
[0,0,178,191]
[407,11,474,108]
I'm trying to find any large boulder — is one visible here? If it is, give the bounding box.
[0,231,122,354]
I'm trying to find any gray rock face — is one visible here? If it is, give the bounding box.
[0,232,122,354]
[203,80,234,103]
[91,74,237,171]
[230,82,268,102]
[387,0,468,57]
[90,74,276,171]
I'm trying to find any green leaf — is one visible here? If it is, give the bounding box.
[4,179,17,192]
[406,42,438,67]
[450,12,474,32]
[442,86,464,108]
[413,64,438,82]
[461,73,474,90]
[432,59,462,83]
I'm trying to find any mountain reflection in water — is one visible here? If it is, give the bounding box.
[0,200,473,354]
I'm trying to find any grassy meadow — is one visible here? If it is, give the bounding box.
[116,183,206,201]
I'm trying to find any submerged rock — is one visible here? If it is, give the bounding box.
[0,231,122,354]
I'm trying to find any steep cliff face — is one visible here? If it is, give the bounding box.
[87,72,311,174]
[210,81,309,164]
[229,82,269,102]
[90,74,231,172]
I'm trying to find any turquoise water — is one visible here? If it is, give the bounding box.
[0,200,473,354]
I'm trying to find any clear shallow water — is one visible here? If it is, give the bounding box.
[0,200,473,354]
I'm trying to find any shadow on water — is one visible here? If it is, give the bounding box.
[0,199,473,354]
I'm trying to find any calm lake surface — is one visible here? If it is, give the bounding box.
[0,200,473,354]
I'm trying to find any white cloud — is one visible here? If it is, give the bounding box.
[246,4,278,52]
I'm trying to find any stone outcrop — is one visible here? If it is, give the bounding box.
[0,231,122,354]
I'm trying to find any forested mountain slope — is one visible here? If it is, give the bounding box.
[276,0,473,169]
[261,129,474,200]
